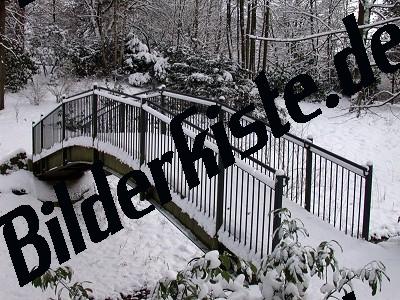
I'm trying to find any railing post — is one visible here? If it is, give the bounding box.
[304,135,313,212]
[61,99,67,166]
[139,99,148,201]
[215,108,225,239]
[272,171,285,250]
[159,85,167,135]
[40,114,44,151]
[61,97,66,142]
[139,99,148,167]
[119,103,125,133]
[32,121,35,156]
[362,162,373,240]
[92,84,98,161]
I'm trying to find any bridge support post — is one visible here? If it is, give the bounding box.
[272,172,286,251]
[215,108,225,249]
[160,86,167,135]
[139,100,148,201]
[362,163,373,240]
[304,136,313,212]
[139,100,148,167]
[92,84,98,161]
[62,100,67,166]
[119,103,125,133]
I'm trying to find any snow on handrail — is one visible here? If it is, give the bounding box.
[163,91,215,106]
[94,90,142,107]
[143,103,276,188]
[63,91,94,103]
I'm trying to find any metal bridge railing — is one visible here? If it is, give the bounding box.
[137,88,373,240]
[32,86,288,259]
[32,86,373,258]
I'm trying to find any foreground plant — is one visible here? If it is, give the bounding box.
[152,208,389,299]
[31,266,92,300]
[259,209,389,299]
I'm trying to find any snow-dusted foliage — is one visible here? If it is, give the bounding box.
[153,209,389,300]
[31,266,92,300]
[123,34,169,86]
[0,151,28,175]
[163,47,255,106]
[259,209,389,299]
[152,250,260,299]
[187,72,214,84]
[4,45,37,92]
[128,72,152,87]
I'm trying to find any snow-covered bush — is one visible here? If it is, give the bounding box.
[27,77,47,105]
[123,34,169,86]
[65,42,104,77]
[153,250,259,299]
[47,75,72,103]
[5,44,38,92]
[0,152,28,175]
[129,72,152,87]
[153,209,389,300]
[259,209,389,299]
[31,266,92,300]
[187,72,214,84]
[161,46,259,109]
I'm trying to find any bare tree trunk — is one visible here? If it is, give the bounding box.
[249,0,257,74]
[358,0,365,37]
[53,0,56,23]
[215,0,223,53]
[245,0,251,69]
[176,0,185,49]
[226,0,233,59]
[113,0,118,66]
[15,5,25,51]
[236,0,241,63]
[262,0,270,71]
[193,0,199,50]
[0,0,5,110]
[239,0,245,68]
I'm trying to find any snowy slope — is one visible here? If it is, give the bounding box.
[286,98,400,239]
[1,88,400,299]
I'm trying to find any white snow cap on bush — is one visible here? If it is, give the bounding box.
[154,57,169,80]
[204,250,221,269]
[128,72,151,87]
[187,72,213,84]
[222,70,233,82]
[126,34,149,53]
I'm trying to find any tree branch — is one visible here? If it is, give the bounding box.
[248,16,400,42]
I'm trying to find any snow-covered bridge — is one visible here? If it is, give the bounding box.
[31,86,373,260]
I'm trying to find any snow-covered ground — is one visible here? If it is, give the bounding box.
[288,98,400,239]
[0,85,400,299]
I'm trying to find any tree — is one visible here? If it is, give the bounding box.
[0,0,5,111]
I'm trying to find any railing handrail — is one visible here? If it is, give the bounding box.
[32,86,374,247]
[160,89,369,173]
[35,87,370,175]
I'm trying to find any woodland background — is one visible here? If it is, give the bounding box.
[0,0,399,112]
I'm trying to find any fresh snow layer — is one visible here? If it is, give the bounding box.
[1,87,400,299]
[0,171,202,300]
[286,98,400,239]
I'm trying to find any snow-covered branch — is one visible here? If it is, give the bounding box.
[248,16,400,42]
[353,90,400,109]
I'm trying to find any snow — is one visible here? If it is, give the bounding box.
[0,85,201,300]
[128,73,152,87]
[0,171,201,299]
[187,72,214,84]
[286,97,400,239]
[1,87,400,299]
